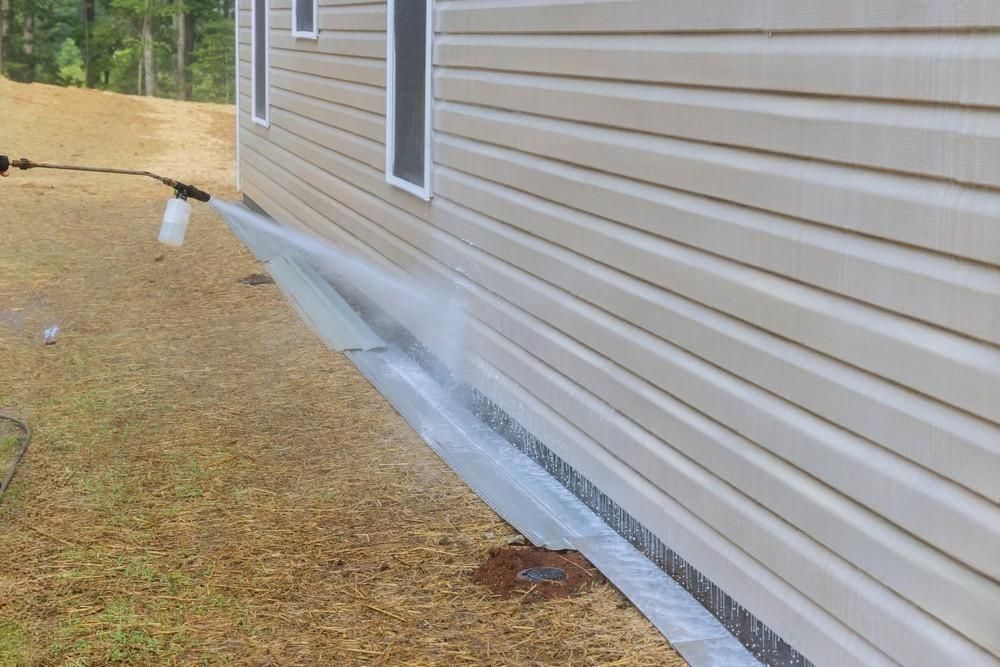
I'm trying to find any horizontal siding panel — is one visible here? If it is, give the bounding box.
[271,68,384,114]
[432,151,1000,502]
[241,127,1000,583]
[270,29,384,59]
[251,0,378,10]
[270,0,382,9]
[271,88,383,142]
[268,5,385,32]
[435,104,1000,266]
[431,148,1000,429]
[436,69,1000,189]
[435,33,1000,106]
[438,0,1000,33]
[317,0,382,6]
[239,146,997,666]
[435,104,1000,345]
[270,108,384,169]
[318,5,385,31]
[270,50,384,87]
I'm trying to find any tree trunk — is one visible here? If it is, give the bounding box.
[183,12,193,98]
[0,0,8,74]
[83,0,95,87]
[142,2,156,96]
[22,0,34,82]
[174,0,186,100]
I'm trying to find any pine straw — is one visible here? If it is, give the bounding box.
[0,78,686,665]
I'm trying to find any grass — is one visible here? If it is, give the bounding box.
[0,435,19,465]
[0,621,28,666]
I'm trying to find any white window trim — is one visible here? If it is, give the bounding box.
[251,0,270,127]
[385,0,433,201]
[292,0,318,39]
[235,0,241,189]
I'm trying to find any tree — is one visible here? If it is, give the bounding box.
[55,35,83,84]
[1,0,233,102]
[140,0,153,95]
[189,6,231,102]
[21,0,33,82]
[172,0,185,99]
[82,0,94,86]
[0,0,9,74]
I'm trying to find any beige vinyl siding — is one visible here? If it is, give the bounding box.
[238,2,1000,665]
[435,0,1000,33]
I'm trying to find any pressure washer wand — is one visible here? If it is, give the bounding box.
[6,157,212,202]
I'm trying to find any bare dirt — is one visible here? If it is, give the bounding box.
[473,547,605,602]
[0,78,686,666]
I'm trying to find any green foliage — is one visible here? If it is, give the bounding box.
[190,12,233,102]
[1,0,234,102]
[55,38,86,85]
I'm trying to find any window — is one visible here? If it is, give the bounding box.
[251,0,269,126]
[292,0,317,39]
[386,0,432,199]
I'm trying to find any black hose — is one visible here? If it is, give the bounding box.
[0,413,31,500]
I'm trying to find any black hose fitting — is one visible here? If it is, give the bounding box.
[0,155,9,173]
[171,181,212,203]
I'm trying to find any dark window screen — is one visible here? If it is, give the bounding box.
[392,0,427,188]
[253,0,267,120]
[295,0,314,34]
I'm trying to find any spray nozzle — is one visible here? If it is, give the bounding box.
[168,180,212,203]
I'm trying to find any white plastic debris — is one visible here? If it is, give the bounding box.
[42,325,60,345]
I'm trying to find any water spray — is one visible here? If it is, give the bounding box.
[1,155,212,247]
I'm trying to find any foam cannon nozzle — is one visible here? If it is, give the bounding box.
[162,178,212,203]
[3,155,212,246]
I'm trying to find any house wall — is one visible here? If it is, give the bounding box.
[236,3,1000,665]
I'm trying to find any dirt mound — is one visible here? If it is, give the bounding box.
[473,546,605,601]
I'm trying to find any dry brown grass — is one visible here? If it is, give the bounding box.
[0,78,685,666]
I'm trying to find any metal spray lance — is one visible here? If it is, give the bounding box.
[0,155,213,247]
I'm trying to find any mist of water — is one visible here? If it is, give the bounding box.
[0,299,62,346]
[209,199,468,372]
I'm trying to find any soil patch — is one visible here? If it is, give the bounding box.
[239,272,274,286]
[473,546,605,601]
